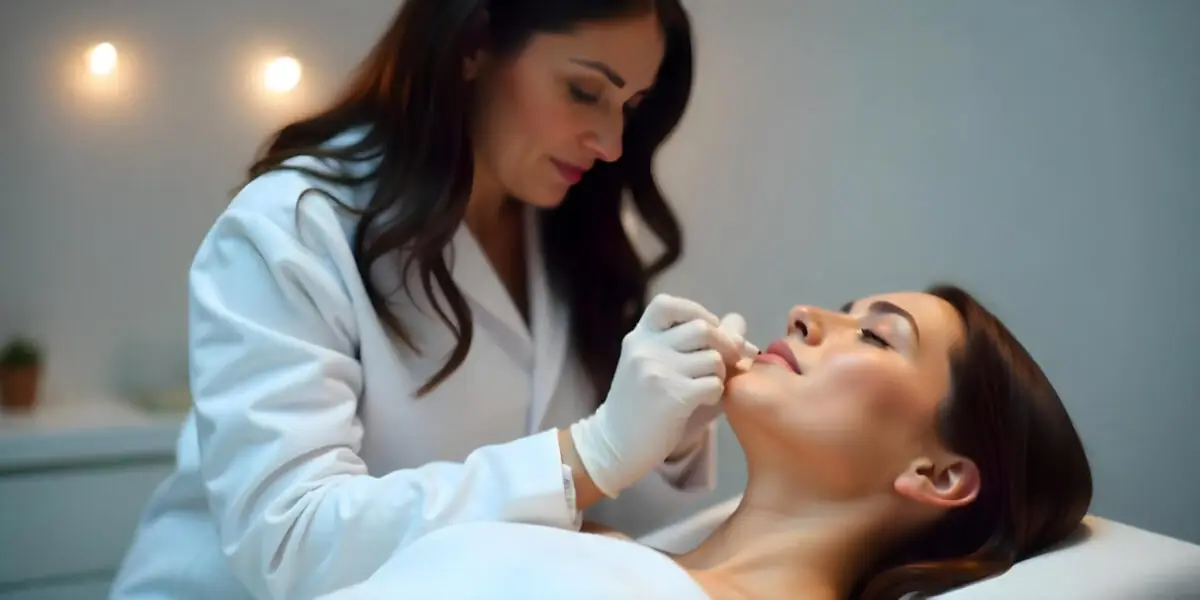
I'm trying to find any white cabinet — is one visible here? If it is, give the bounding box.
[0,580,114,600]
[0,398,182,599]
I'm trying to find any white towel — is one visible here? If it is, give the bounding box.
[318,521,711,599]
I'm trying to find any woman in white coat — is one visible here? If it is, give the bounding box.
[110,1,753,599]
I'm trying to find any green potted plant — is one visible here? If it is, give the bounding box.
[1,336,44,412]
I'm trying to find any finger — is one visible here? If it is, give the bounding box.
[681,376,724,405]
[663,320,743,367]
[708,326,748,368]
[640,294,720,332]
[661,319,715,352]
[676,349,726,380]
[717,313,747,338]
[733,356,755,373]
[719,313,760,356]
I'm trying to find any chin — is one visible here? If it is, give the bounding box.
[723,368,786,421]
[513,184,569,209]
[726,363,788,399]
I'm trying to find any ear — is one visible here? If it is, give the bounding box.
[463,50,488,82]
[893,455,980,509]
[462,8,491,82]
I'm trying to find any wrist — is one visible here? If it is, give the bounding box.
[666,432,706,463]
[667,421,713,462]
[558,427,606,507]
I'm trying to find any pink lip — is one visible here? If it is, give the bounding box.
[552,159,587,184]
[756,340,802,374]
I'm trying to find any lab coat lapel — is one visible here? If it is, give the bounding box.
[448,223,534,365]
[526,208,570,432]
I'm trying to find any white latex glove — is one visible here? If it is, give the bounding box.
[569,294,751,498]
[671,312,755,456]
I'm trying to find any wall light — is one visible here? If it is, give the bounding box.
[263,56,302,93]
[87,42,119,77]
[68,40,128,104]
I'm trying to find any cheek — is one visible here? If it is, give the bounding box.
[533,101,587,158]
[820,352,927,424]
[481,70,587,204]
[816,356,936,473]
[476,70,540,163]
[727,354,936,497]
[758,353,928,457]
[506,68,579,153]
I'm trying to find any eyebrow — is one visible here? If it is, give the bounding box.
[569,58,626,88]
[841,300,921,343]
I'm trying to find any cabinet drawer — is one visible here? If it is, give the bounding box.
[0,462,174,586]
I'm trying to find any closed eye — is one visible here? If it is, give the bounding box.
[859,328,892,349]
[568,83,600,104]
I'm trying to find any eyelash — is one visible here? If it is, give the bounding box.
[858,328,892,349]
[569,83,639,115]
[568,84,600,105]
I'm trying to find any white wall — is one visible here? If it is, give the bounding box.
[2,0,1197,544]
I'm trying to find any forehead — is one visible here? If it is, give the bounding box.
[523,14,666,89]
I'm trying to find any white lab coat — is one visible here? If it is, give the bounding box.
[109,133,716,600]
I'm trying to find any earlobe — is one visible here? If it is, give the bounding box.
[463,54,481,81]
[463,51,489,81]
[894,456,980,509]
[463,8,491,81]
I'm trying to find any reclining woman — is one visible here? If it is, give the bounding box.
[321,284,1093,600]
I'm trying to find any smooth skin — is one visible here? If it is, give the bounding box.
[687,292,980,599]
[462,13,665,320]
[584,292,981,599]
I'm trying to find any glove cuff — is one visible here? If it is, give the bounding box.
[668,422,712,462]
[569,414,624,499]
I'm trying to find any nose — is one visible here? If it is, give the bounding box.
[788,305,824,345]
[582,114,624,163]
[789,305,859,347]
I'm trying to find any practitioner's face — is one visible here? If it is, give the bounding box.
[465,13,664,207]
[725,292,979,506]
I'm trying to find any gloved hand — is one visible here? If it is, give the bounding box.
[569,294,754,498]
[670,312,753,458]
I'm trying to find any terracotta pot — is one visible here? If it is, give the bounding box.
[0,365,42,412]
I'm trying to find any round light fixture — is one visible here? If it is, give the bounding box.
[264,56,302,93]
[87,42,118,77]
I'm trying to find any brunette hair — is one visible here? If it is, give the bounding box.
[855,284,1093,599]
[243,0,694,398]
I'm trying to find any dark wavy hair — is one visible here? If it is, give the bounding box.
[241,0,693,399]
[851,284,1093,599]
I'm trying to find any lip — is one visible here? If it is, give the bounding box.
[758,340,802,375]
[551,159,588,184]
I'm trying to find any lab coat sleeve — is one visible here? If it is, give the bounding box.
[188,199,577,600]
[583,421,717,537]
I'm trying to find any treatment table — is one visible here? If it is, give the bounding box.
[639,496,1200,599]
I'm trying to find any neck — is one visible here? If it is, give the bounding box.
[680,473,893,600]
[463,160,521,242]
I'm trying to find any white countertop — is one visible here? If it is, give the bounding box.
[0,395,185,471]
